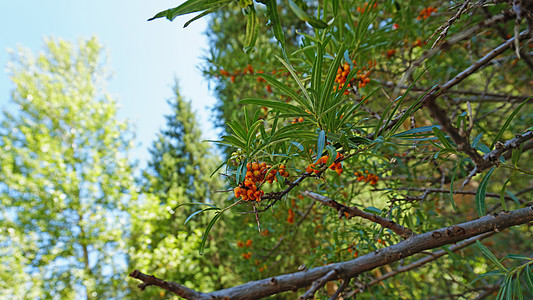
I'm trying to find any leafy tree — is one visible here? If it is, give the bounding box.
[0,37,136,299]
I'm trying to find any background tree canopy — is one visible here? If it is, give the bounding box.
[1,0,533,299]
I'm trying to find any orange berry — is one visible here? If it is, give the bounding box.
[335,167,343,175]
[251,162,259,170]
[245,239,252,247]
[237,241,244,247]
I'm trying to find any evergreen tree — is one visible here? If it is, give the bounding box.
[128,82,232,297]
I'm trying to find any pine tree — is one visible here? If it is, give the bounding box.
[128,82,231,297]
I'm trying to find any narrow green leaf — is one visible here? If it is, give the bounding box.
[471,133,483,148]
[392,125,441,138]
[491,98,530,149]
[500,178,511,211]
[525,265,533,293]
[240,98,305,113]
[476,240,507,271]
[331,0,339,16]
[475,167,496,216]
[226,121,248,141]
[266,0,286,56]
[325,144,336,166]
[276,56,313,112]
[311,43,324,93]
[256,73,308,110]
[288,0,328,28]
[449,158,467,212]
[503,254,531,260]
[314,130,326,163]
[363,207,383,214]
[175,202,219,209]
[374,101,395,139]
[319,45,346,114]
[184,8,216,27]
[474,142,491,154]
[199,211,224,255]
[210,160,227,178]
[243,5,259,53]
[236,161,246,184]
[386,80,434,138]
[185,207,220,224]
[432,127,455,149]
[148,0,232,21]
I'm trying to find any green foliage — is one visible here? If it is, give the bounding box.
[474,242,533,299]
[0,37,136,299]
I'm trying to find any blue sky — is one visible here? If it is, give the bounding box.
[0,0,219,165]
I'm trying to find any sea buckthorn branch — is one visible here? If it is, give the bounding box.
[300,268,339,300]
[349,232,495,296]
[482,7,533,71]
[394,10,515,97]
[130,207,533,299]
[378,187,526,204]
[380,81,531,103]
[423,29,531,171]
[129,270,208,299]
[440,29,531,92]
[301,191,415,239]
[462,130,533,187]
[428,0,472,47]
[248,146,371,214]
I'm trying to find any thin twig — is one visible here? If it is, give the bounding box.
[301,191,416,239]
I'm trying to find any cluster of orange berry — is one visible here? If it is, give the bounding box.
[287,208,295,224]
[412,39,425,48]
[335,61,373,93]
[237,239,253,259]
[357,2,378,13]
[291,117,304,124]
[306,152,344,175]
[218,65,274,93]
[386,49,396,59]
[233,162,289,201]
[354,171,379,185]
[417,6,437,20]
[237,239,253,248]
[357,69,371,88]
[334,62,355,95]
[347,245,359,258]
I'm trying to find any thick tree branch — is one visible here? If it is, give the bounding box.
[301,190,415,239]
[130,207,533,300]
[350,232,494,295]
[128,270,208,299]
